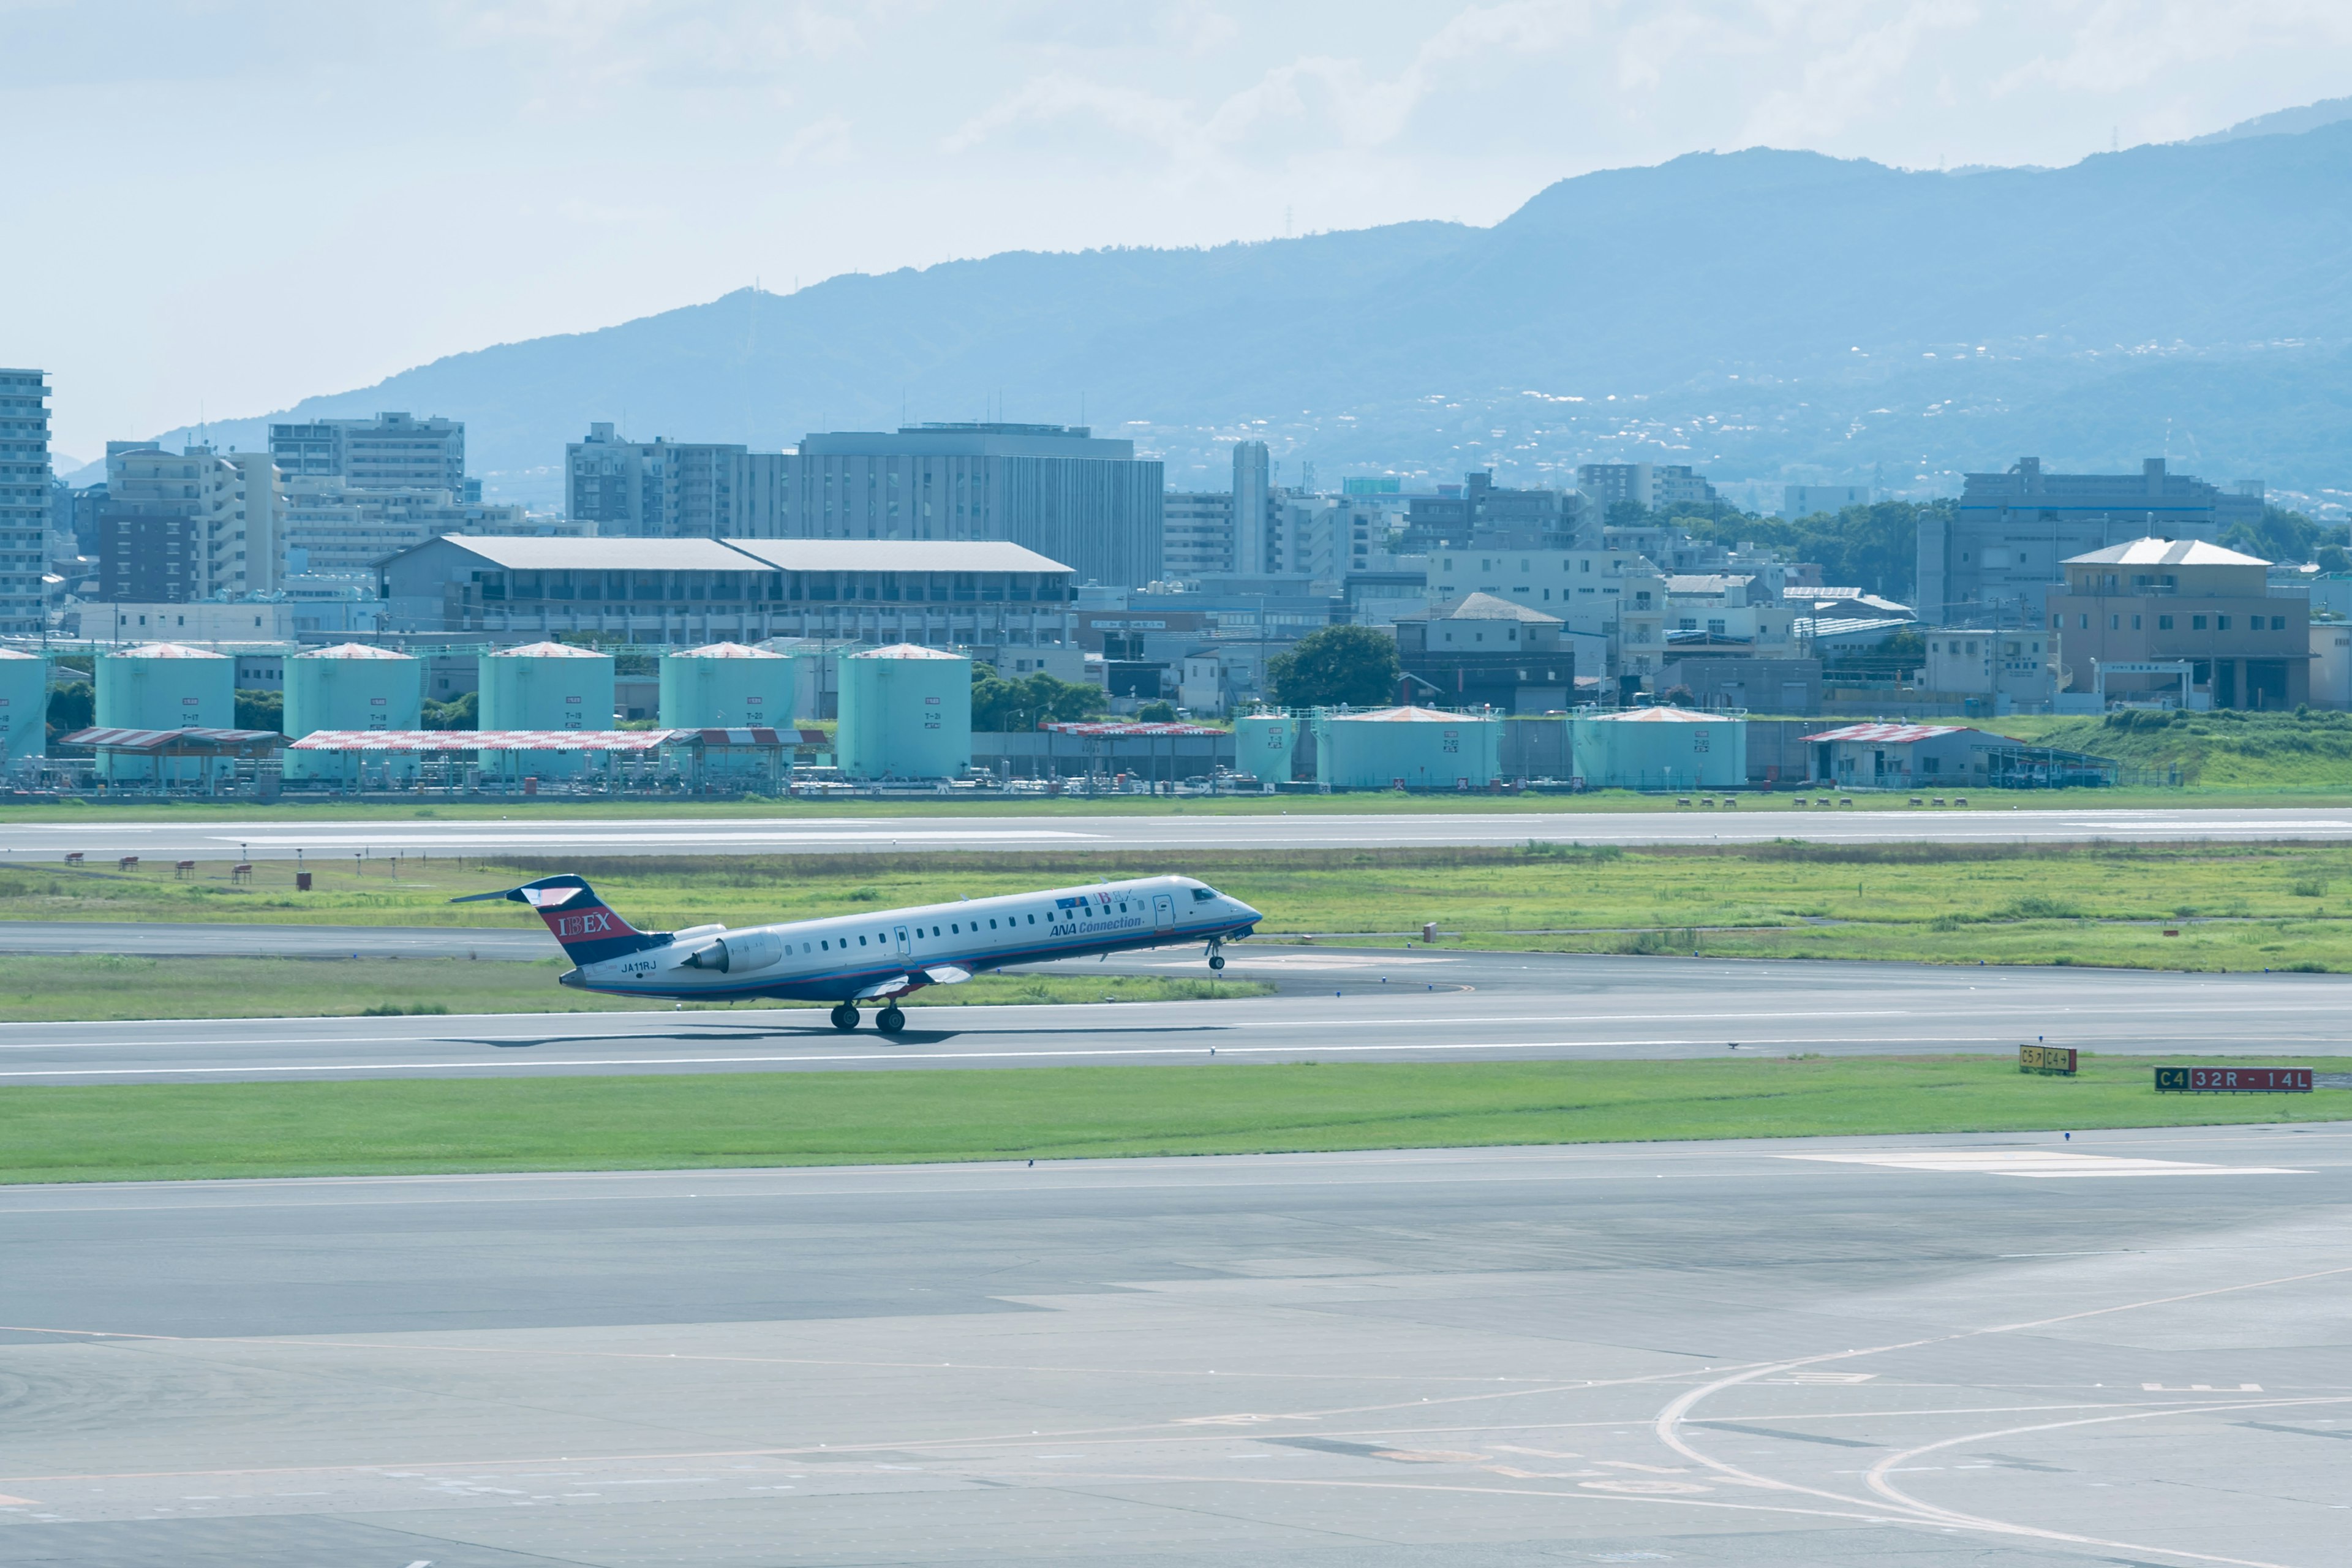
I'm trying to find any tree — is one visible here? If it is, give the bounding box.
[970,666,1107,731]
[45,680,92,744]
[2224,505,2347,565]
[423,690,478,730]
[1266,625,1401,708]
[234,689,282,732]
[1136,699,1177,722]
[1674,500,1943,603]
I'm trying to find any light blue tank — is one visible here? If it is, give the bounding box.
[1314,705,1500,790]
[480,641,615,779]
[838,644,970,780]
[0,650,43,764]
[95,643,236,782]
[284,643,424,782]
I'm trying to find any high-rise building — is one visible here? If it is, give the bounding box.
[0,369,48,633]
[1231,440,1271,576]
[775,424,1163,587]
[270,412,467,494]
[1918,457,2266,621]
[1162,491,1234,578]
[566,423,761,538]
[1577,462,1716,511]
[99,443,282,603]
[1404,471,1583,552]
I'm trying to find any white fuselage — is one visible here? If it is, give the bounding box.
[559,874,1259,1003]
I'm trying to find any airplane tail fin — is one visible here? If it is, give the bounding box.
[453,874,664,965]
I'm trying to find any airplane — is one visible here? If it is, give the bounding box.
[456,872,1263,1036]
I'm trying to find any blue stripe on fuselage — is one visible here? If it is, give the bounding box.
[571,910,1253,1001]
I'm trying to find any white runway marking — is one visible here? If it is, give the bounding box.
[1782,1150,2309,1178]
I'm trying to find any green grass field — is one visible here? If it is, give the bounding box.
[20,842,2352,976]
[0,954,1267,1021]
[1,1055,2340,1185]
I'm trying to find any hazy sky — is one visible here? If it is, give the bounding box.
[10,0,2352,461]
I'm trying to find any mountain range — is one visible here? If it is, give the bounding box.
[130,104,2352,511]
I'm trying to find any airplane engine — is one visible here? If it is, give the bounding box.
[682,930,784,974]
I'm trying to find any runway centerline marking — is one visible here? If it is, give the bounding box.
[1781,1150,2310,1178]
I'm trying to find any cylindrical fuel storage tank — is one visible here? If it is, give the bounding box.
[479,641,615,779]
[1314,705,1499,790]
[837,644,970,780]
[1569,706,1747,791]
[0,649,45,765]
[283,643,424,783]
[1232,712,1297,785]
[95,643,235,782]
[660,642,791,729]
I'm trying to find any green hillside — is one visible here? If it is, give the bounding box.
[1994,709,2352,788]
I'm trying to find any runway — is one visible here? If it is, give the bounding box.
[7,945,2352,1082]
[7,803,2352,861]
[1,1125,2346,1566]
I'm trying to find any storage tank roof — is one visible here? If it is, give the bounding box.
[108,643,228,660]
[851,643,968,660]
[1331,704,1490,723]
[1584,706,1734,723]
[297,642,415,661]
[491,641,609,658]
[674,641,786,659]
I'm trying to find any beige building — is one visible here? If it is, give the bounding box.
[1923,627,2055,709]
[2052,538,2306,710]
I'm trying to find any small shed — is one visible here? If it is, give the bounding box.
[58,726,284,787]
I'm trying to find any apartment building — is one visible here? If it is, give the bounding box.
[271,412,467,494]
[2051,538,2305,709]
[98,444,281,602]
[0,369,47,633]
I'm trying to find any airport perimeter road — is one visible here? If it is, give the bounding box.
[9,804,2352,861]
[9,949,2352,1083]
[2,1125,2347,1566]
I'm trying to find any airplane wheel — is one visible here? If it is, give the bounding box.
[829,1003,859,1032]
[877,1006,907,1035]
[1208,954,1226,971]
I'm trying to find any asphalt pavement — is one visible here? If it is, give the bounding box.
[7,803,2352,862]
[6,944,2351,1082]
[2,1125,2346,1566]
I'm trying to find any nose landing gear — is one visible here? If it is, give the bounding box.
[1205,938,1227,971]
[829,1003,859,1031]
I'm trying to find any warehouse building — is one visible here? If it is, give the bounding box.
[377,537,1077,665]
[1803,721,2116,788]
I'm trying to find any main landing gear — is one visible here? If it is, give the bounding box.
[831,1002,909,1035]
[830,1003,859,1032]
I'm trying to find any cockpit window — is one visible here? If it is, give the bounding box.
[1191,886,1218,901]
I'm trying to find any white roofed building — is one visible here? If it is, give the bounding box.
[377,535,1077,662]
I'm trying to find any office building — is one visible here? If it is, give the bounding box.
[281,480,542,584]
[0,369,48,633]
[1163,491,1234,578]
[270,412,467,495]
[775,424,1162,587]
[98,443,282,603]
[2051,537,2306,710]
[1577,462,1717,512]
[376,536,1077,662]
[566,423,766,538]
[1783,483,1871,518]
[1918,456,2265,621]
[1404,472,1585,552]
[1232,440,1271,576]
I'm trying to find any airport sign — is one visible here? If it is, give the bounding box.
[2154,1066,2313,1093]
[2019,1044,2078,1075]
